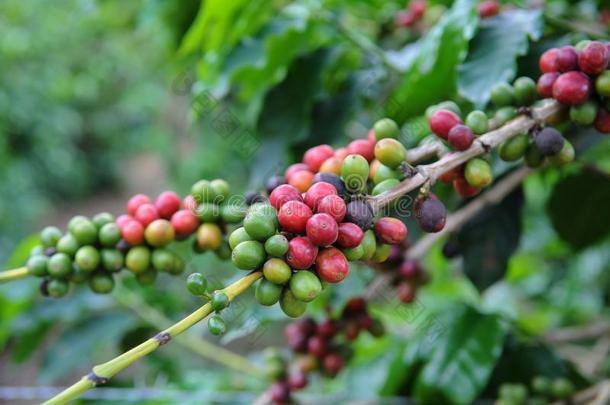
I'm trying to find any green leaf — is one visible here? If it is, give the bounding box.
[547,168,610,250]
[386,0,478,123]
[458,9,543,107]
[414,305,506,405]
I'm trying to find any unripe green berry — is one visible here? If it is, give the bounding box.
[75,246,101,272]
[372,179,400,196]
[263,258,292,284]
[214,241,232,260]
[191,179,214,203]
[30,245,44,256]
[371,243,392,263]
[210,179,230,203]
[373,164,400,185]
[195,203,220,222]
[342,244,364,261]
[464,158,493,188]
[220,203,246,224]
[232,240,266,270]
[211,291,229,312]
[360,230,377,261]
[513,76,537,105]
[374,139,407,169]
[341,154,369,193]
[92,212,115,229]
[99,223,121,247]
[56,233,80,256]
[243,204,278,241]
[280,288,307,318]
[524,143,545,168]
[494,106,517,125]
[548,139,575,166]
[27,255,48,277]
[490,83,515,107]
[596,70,610,97]
[208,314,226,335]
[101,249,124,272]
[465,110,488,135]
[186,273,208,296]
[47,279,69,298]
[531,376,551,395]
[499,133,529,161]
[570,100,598,125]
[89,273,114,294]
[151,248,175,272]
[40,226,62,248]
[289,271,322,303]
[169,255,185,275]
[70,266,90,284]
[551,378,574,399]
[264,234,289,258]
[229,227,252,250]
[136,269,158,285]
[373,118,400,140]
[575,39,591,51]
[255,279,282,306]
[126,246,151,274]
[70,219,97,245]
[47,253,73,278]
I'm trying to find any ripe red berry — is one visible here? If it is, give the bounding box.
[346,139,375,162]
[552,71,591,105]
[183,195,197,213]
[322,353,344,376]
[127,194,151,216]
[134,203,160,226]
[336,222,364,248]
[269,382,290,404]
[306,213,339,246]
[395,10,417,27]
[429,109,463,140]
[304,182,338,210]
[285,163,310,181]
[539,48,559,73]
[334,147,349,160]
[556,46,579,72]
[397,282,416,303]
[399,259,419,279]
[171,209,199,237]
[270,184,303,210]
[358,314,374,330]
[279,201,312,234]
[578,41,609,75]
[286,237,318,269]
[344,320,360,340]
[374,217,408,245]
[285,323,309,352]
[415,197,447,233]
[155,191,181,219]
[316,194,346,222]
[410,0,426,19]
[478,0,500,18]
[438,164,464,183]
[307,335,327,357]
[303,144,334,172]
[344,297,366,314]
[116,214,133,229]
[315,247,349,283]
[287,370,308,390]
[121,219,145,245]
[453,178,481,197]
[448,124,475,151]
[594,108,610,133]
[288,170,314,193]
[317,319,337,339]
[537,72,560,98]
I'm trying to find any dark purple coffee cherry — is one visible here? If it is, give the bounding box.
[535,127,564,156]
[313,172,347,198]
[269,381,291,404]
[415,197,447,233]
[245,191,266,206]
[266,175,286,194]
[345,200,374,230]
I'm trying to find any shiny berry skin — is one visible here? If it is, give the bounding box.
[336,222,364,248]
[464,158,493,188]
[315,247,349,283]
[306,213,339,246]
[416,197,447,232]
[232,240,266,270]
[478,0,499,17]
[196,223,223,250]
[134,203,160,226]
[304,182,337,210]
[278,200,312,234]
[288,170,314,193]
[347,139,375,162]
[269,184,303,210]
[552,72,591,105]
[145,219,175,247]
[286,236,318,269]
[155,191,181,219]
[323,353,344,376]
[289,270,322,303]
[263,258,292,284]
[465,110,488,135]
[340,154,369,193]
[578,41,609,75]
[170,209,199,237]
[285,163,310,181]
[127,194,152,216]
[116,214,133,229]
[121,219,145,245]
[374,138,407,169]
[269,382,290,404]
[539,48,559,73]
[307,335,327,357]
[397,282,416,303]
[535,127,565,156]
[448,125,475,150]
[429,109,462,140]
[280,289,308,318]
[399,259,419,279]
[556,46,579,72]
[316,194,346,222]
[537,72,560,98]
[344,200,374,230]
[303,144,334,172]
[594,108,610,133]
[374,217,407,244]
[287,370,308,390]
[208,314,226,336]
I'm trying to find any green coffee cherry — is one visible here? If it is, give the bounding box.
[92,212,115,229]
[136,269,158,285]
[255,279,283,306]
[211,291,230,312]
[495,106,517,125]
[570,101,598,125]
[575,39,592,50]
[280,289,307,318]
[210,179,230,203]
[491,83,515,107]
[264,234,289,257]
[191,180,214,203]
[220,203,246,224]
[243,204,278,241]
[47,253,73,278]
[524,143,545,168]
[289,271,322,303]
[373,118,400,140]
[27,255,48,277]
[464,158,493,188]
[499,134,529,161]
[341,154,369,193]
[342,244,364,261]
[596,70,610,97]
[372,179,400,196]
[208,314,226,335]
[195,203,220,222]
[360,230,377,261]
[372,243,392,263]
[40,226,62,248]
[373,164,401,185]
[551,378,574,399]
[101,249,124,272]
[229,227,252,250]
[262,258,292,284]
[465,110,488,135]
[548,139,575,166]
[170,255,185,275]
[70,266,90,284]
[513,76,537,105]
[531,376,551,395]
[99,223,121,247]
[71,219,97,245]
[187,273,208,296]
[47,279,69,298]
[151,248,174,272]
[126,246,151,274]
[89,273,114,294]
[374,139,407,169]
[56,233,80,256]
[75,246,101,272]
[231,240,266,270]
[30,245,44,256]
[214,241,232,261]
[67,215,88,232]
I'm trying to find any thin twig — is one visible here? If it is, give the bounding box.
[0,267,30,284]
[544,320,610,344]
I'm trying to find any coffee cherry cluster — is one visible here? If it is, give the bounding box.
[537,40,610,133]
[495,376,574,405]
[266,298,383,404]
[186,272,230,335]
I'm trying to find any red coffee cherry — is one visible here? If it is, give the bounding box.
[410,0,426,19]
[429,109,463,140]
[336,222,364,248]
[183,195,197,213]
[578,41,610,75]
[279,200,312,234]
[269,382,290,404]
[127,194,152,216]
[116,214,133,229]
[171,209,199,237]
[438,164,464,183]
[287,370,308,390]
[322,353,344,376]
[134,203,160,226]
[395,10,417,27]
[397,282,416,303]
[374,217,408,245]
[303,144,334,172]
[594,108,610,133]
[556,46,579,72]
[346,139,375,162]
[478,0,500,18]
[357,313,374,330]
[306,213,339,246]
[315,247,349,283]
[415,197,447,233]
[317,319,337,339]
[399,259,419,279]
[317,194,346,223]
[304,182,338,210]
[344,297,366,314]
[285,323,309,353]
[537,72,560,98]
[334,147,350,160]
[539,48,559,73]
[448,124,475,151]
[270,184,303,210]
[121,219,145,245]
[288,170,314,193]
[155,191,181,219]
[285,163,310,181]
[453,177,481,198]
[286,237,318,269]
[552,71,591,105]
[344,320,360,340]
[307,335,327,358]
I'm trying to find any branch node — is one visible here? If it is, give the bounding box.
[400,161,418,178]
[475,139,492,153]
[517,106,533,117]
[87,372,109,386]
[155,332,172,346]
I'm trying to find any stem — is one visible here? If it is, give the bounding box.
[0,267,30,284]
[43,271,263,405]
[544,13,608,40]
[113,283,264,376]
[368,99,563,213]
